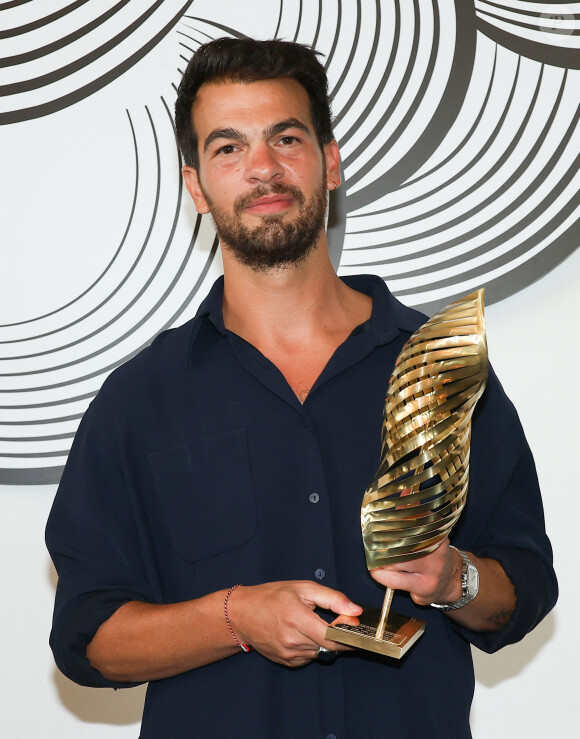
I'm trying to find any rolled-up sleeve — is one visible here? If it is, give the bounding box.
[46,397,151,688]
[451,369,558,652]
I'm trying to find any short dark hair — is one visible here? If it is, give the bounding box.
[174,37,334,169]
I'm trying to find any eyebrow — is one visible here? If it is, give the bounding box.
[203,127,247,153]
[264,118,311,139]
[203,118,312,153]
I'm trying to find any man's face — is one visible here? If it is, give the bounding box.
[182,78,340,270]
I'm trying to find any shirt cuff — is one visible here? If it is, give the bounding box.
[56,590,149,688]
[450,545,557,654]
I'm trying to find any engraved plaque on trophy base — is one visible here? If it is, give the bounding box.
[325,604,425,659]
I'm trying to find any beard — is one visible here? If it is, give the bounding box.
[205,179,328,271]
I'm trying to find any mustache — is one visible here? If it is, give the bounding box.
[234,182,306,214]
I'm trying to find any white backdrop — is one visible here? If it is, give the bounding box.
[1,253,577,738]
[1,1,578,736]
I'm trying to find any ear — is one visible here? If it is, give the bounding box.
[182,166,211,214]
[323,139,341,190]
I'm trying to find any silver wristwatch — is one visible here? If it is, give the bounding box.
[431,548,479,611]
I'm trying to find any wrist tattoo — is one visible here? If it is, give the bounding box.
[487,608,514,627]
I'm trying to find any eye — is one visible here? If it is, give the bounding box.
[278,135,299,146]
[216,144,238,155]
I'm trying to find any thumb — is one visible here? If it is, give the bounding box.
[298,582,362,616]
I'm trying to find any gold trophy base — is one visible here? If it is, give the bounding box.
[325,604,425,659]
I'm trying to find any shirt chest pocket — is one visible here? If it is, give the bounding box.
[148,427,258,562]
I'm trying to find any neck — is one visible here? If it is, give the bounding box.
[221,238,353,342]
[220,235,372,403]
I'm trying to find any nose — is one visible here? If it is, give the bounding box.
[244,143,284,184]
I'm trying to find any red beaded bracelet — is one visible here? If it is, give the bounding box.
[224,585,252,653]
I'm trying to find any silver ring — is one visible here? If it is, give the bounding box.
[315,646,338,663]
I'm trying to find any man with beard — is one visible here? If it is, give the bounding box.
[47,38,557,738]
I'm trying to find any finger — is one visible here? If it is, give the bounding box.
[378,553,434,575]
[370,567,418,591]
[289,607,357,654]
[325,641,358,653]
[329,614,361,627]
[319,632,358,653]
[317,616,362,653]
[295,581,362,617]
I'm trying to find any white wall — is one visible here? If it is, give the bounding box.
[470,243,579,738]
[1,2,578,736]
[1,248,576,738]
[0,484,144,739]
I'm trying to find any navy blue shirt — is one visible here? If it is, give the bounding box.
[46,275,557,738]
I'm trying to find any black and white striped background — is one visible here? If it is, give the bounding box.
[2,0,579,483]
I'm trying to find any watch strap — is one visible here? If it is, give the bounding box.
[431,548,479,611]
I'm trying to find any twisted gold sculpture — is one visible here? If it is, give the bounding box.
[362,289,488,569]
[326,289,488,656]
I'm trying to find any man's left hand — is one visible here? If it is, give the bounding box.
[370,538,462,606]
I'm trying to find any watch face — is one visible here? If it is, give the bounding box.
[466,564,479,595]
[431,551,479,610]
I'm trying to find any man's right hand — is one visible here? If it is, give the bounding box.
[87,580,362,682]
[226,581,362,667]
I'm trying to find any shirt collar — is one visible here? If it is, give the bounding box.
[195,275,228,336]
[185,273,425,369]
[340,274,424,344]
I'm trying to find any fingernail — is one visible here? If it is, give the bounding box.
[347,602,360,611]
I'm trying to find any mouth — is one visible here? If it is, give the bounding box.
[243,194,296,215]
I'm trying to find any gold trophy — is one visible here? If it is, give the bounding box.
[326,290,488,658]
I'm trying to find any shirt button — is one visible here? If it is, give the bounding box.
[309,492,319,503]
[315,568,325,580]
[326,734,337,739]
